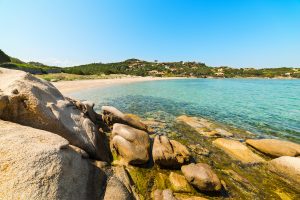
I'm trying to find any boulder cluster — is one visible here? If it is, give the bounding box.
[0,68,222,199]
[176,114,300,189]
[1,68,299,200]
[103,105,223,198]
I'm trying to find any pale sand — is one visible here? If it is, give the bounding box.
[53,76,184,95]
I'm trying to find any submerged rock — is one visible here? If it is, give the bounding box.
[181,163,222,192]
[111,123,150,165]
[169,172,193,193]
[102,106,148,131]
[188,144,210,156]
[268,156,300,185]
[153,189,178,200]
[154,172,169,189]
[246,139,300,157]
[0,120,106,200]
[174,194,208,200]
[176,115,233,137]
[213,138,265,164]
[0,68,109,161]
[152,135,190,168]
[221,169,257,193]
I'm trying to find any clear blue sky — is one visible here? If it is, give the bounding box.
[0,0,299,68]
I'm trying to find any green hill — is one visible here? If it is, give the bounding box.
[0,49,299,78]
[0,49,11,63]
[0,50,61,74]
[64,59,300,78]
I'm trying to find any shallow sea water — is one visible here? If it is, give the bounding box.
[71,78,300,143]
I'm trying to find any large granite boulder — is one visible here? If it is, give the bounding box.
[181,163,222,192]
[102,106,148,131]
[113,166,141,199]
[103,176,134,200]
[152,135,190,169]
[0,68,109,161]
[246,139,300,157]
[0,120,106,200]
[111,123,150,164]
[213,138,265,164]
[268,156,300,185]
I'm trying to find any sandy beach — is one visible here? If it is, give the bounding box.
[53,76,184,95]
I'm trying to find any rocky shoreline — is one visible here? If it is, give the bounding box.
[0,67,300,200]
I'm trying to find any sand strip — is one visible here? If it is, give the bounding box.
[52,76,185,95]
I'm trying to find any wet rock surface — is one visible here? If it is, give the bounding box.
[169,172,193,193]
[175,195,208,200]
[246,139,300,157]
[213,138,265,164]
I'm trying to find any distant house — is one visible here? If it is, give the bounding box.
[215,72,224,77]
[284,72,291,77]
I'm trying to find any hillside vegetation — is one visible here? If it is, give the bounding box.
[0,49,299,78]
[64,59,300,78]
[0,49,11,63]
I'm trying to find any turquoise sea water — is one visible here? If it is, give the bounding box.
[71,79,300,143]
